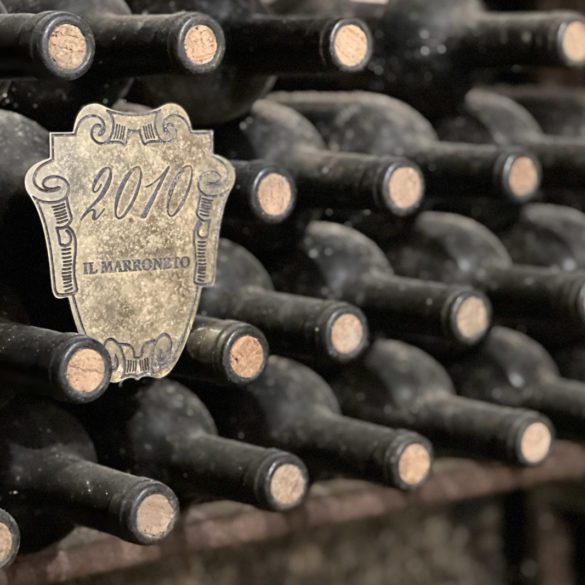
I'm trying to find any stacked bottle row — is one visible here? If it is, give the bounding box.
[2,0,585,569]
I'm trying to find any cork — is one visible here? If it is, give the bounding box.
[330,314,364,355]
[332,23,370,69]
[257,172,294,218]
[229,335,266,380]
[561,20,585,65]
[65,348,108,394]
[387,166,424,212]
[48,23,88,71]
[520,421,552,465]
[0,523,13,565]
[506,156,540,200]
[398,443,432,487]
[455,296,490,341]
[184,24,219,66]
[269,463,307,508]
[135,494,175,538]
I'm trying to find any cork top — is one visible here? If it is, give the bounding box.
[332,23,370,69]
[48,23,88,72]
[561,20,585,65]
[0,523,14,566]
[65,348,108,395]
[330,313,365,355]
[184,24,220,66]
[506,156,540,201]
[269,463,307,508]
[398,443,432,487]
[387,166,424,213]
[257,172,294,218]
[454,295,490,341]
[229,335,266,380]
[520,422,552,465]
[136,494,176,539]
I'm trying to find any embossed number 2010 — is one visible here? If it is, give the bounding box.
[82,165,193,221]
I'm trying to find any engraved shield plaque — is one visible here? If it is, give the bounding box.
[25,104,235,383]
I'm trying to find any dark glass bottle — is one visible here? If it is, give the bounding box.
[201,239,369,366]
[498,203,585,272]
[215,100,425,216]
[268,220,492,349]
[1,0,225,130]
[0,395,179,552]
[384,211,585,337]
[436,89,585,194]
[0,509,19,568]
[0,6,94,81]
[194,356,433,490]
[270,91,542,204]
[447,327,585,440]
[74,379,309,512]
[128,0,373,125]
[270,0,585,119]
[499,85,585,139]
[173,316,269,386]
[328,339,553,466]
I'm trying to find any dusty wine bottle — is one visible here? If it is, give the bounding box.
[194,356,433,490]
[227,160,297,224]
[271,0,585,119]
[1,0,225,129]
[200,239,369,365]
[498,85,585,139]
[0,7,94,80]
[436,89,585,193]
[0,285,111,403]
[215,100,426,215]
[74,379,309,512]
[267,221,492,348]
[0,396,179,551]
[270,91,542,204]
[173,316,269,386]
[385,211,585,332]
[447,327,585,439]
[0,509,19,568]
[498,203,585,271]
[327,339,553,466]
[127,0,373,125]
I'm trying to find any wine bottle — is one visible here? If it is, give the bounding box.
[498,85,585,139]
[127,0,373,125]
[447,326,585,439]
[0,509,19,568]
[0,395,178,552]
[267,221,492,348]
[0,7,94,81]
[384,211,585,332]
[74,379,309,512]
[173,316,269,386]
[226,160,296,224]
[201,240,369,365]
[498,203,585,271]
[436,89,585,193]
[215,100,425,215]
[270,0,585,119]
[327,339,553,466]
[0,285,111,404]
[194,356,433,490]
[270,91,542,204]
[1,0,225,130]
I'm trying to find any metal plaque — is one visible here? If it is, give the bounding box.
[25,103,235,383]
